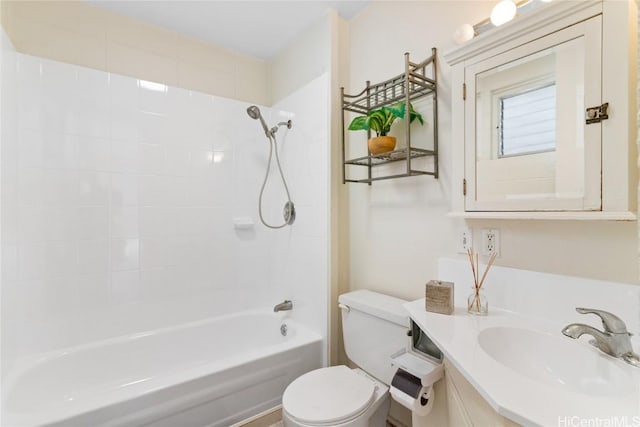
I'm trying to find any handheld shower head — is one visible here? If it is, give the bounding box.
[246,105,260,120]
[247,105,271,138]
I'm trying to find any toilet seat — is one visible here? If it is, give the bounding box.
[283,366,378,425]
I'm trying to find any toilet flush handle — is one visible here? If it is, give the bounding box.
[338,303,350,312]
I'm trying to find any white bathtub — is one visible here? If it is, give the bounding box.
[2,311,323,427]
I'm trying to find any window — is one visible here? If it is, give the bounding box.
[499,83,556,157]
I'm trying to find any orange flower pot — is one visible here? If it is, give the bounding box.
[368,136,396,154]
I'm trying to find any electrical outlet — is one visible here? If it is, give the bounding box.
[480,229,500,256]
[457,228,473,254]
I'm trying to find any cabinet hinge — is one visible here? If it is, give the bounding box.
[585,102,609,124]
[462,83,466,101]
[463,178,467,196]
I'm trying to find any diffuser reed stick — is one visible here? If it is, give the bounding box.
[466,248,497,314]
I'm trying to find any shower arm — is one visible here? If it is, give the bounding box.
[269,120,292,136]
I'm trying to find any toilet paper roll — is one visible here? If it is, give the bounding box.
[390,385,434,417]
[389,368,435,417]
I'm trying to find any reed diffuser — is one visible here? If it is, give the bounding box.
[466,248,497,316]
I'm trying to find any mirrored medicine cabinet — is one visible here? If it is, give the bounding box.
[444,0,637,220]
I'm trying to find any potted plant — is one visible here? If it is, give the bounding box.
[348,102,424,154]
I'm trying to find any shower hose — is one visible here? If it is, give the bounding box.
[258,132,294,229]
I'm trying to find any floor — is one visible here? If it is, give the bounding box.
[236,408,283,427]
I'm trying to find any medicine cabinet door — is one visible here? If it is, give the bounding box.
[464,15,602,212]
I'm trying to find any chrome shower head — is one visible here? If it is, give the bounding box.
[246,105,260,120]
[247,105,271,138]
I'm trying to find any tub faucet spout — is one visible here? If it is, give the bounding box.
[562,307,639,367]
[274,300,293,312]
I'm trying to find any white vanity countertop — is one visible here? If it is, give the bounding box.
[405,299,640,427]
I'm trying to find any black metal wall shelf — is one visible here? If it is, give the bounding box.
[341,48,438,185]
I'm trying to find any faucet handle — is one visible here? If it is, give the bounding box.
[576,308,629,334]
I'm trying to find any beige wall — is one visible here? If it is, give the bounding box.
[1,0,269,105]
[268,14,331,104]
[330,12,351,367]
[345,0,638,309]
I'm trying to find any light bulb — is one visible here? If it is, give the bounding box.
[453,24,475,44]
[490,0,517,26]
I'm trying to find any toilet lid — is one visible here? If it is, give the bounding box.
[283,366,376,425]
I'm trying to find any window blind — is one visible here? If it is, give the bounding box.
[499,84,556,157]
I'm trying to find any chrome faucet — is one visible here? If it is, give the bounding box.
[273,300,293,312]
[562,308,640,367]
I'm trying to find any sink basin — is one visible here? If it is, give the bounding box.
[478,326,634,396]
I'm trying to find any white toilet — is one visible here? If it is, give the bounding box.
[282,290,409,427]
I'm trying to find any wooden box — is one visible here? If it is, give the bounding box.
[425,280,454,315]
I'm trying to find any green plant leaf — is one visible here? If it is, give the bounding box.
[348,116,368,131]
[366,114,384,136]
[385,103,406,119]
[368,109,387,124]
[409,103,424,125]
[368,110,388,135]
[380,107,398,133]
[346,102,424,136]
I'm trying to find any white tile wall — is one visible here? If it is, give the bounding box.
[269,74,330,358]
[2,28,21,377]
[1,52,329,370]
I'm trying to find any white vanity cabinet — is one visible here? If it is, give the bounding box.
[444,0,637,219]
[444,360,519,427]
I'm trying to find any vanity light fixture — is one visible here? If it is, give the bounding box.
[453,23,475,44]
[490,0,517,26]
[453,0,554,43]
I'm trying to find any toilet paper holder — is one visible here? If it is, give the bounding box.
[389,349,444,417]
[390,349,443,387]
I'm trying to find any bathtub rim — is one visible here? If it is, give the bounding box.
[2,308,323,426]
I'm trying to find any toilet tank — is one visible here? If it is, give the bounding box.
[339,290,409,385]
